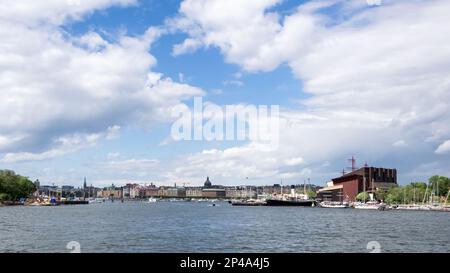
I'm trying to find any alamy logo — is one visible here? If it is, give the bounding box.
[171,97,280,147]
[66,241,81,253]
[367,241,381,253]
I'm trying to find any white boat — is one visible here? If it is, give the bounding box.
[148,197,157,203]
[353,179,386,210]
[320,201,349,208]
[354,201,385,210]
[396,204,421,211]
[88,198,104,204]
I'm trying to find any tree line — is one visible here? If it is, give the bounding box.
[357,175,450,204]
[0,170,36,201]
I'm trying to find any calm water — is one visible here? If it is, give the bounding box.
[0,201,449,253]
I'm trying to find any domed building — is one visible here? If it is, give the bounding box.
[204,177,212,188]
[201,177,226,198]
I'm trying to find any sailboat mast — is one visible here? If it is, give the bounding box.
[280,179,283,196]
[303,179,306,195]
[422,182,429,205]
[363,176,366,203]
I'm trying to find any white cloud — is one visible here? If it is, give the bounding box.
[392,140,407,148]
[284,157,305,166]
[169,0,450,181]
[97,158,160,172]
[106,125,121,140]
[0,0,137,26]
[3,131,103,163]
[0,0,204,159]
[168,0,284,71]
[435,140,450,155]
[223,80,244,87]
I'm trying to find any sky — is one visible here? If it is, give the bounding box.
[1,0,450,188]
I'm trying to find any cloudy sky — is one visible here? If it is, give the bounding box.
[1,0,449,187]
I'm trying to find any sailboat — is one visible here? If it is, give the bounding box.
[319,201,349,208]
[354,177,386,210]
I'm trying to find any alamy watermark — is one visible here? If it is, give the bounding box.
[367,241,382,253]
[170,97,280,148]
[66,241,81,253]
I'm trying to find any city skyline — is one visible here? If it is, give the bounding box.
[1,0,450,188]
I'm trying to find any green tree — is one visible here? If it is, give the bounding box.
[386,187,403,204]
[428,175,450,197]
[306,189,317,199]
[0,170,36,201]
[375,189,388,201]
[356,191,370,202]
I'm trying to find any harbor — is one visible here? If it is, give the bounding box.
[1,200,449,253]
[2,165,450,212]
[1,166,449,253]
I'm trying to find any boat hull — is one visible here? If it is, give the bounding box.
[266,199,316,207]
[354,205,380,210]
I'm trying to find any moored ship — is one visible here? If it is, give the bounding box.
[266,198,316,207]
[265,187,316,207]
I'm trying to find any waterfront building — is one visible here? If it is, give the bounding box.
[145,187,159,197]
[81,178,100,199]
[123,183,141,199]
[166,187,186,198]
[186,187,203,198]
[36,185,60,198]
[200,177,226,198]
[98,185,123,199]
[202,188,226,198]
[225,186,257,199]
[317,166,398,202]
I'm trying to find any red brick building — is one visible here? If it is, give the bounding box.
[317,167,398,202]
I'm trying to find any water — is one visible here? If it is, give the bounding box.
[0,201,449,253]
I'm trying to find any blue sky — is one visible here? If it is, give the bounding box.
[1,0,450,187]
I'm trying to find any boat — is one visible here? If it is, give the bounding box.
[148,197,157,203]
[319,201,349,208]
[88,198,105,204]
[354,201,385,210]
[353,177,387,210]
[266,198,316,207]
[266,181,316,207]
[396,204,421,211]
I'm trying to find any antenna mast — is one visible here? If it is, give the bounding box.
[348,156,357,172]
